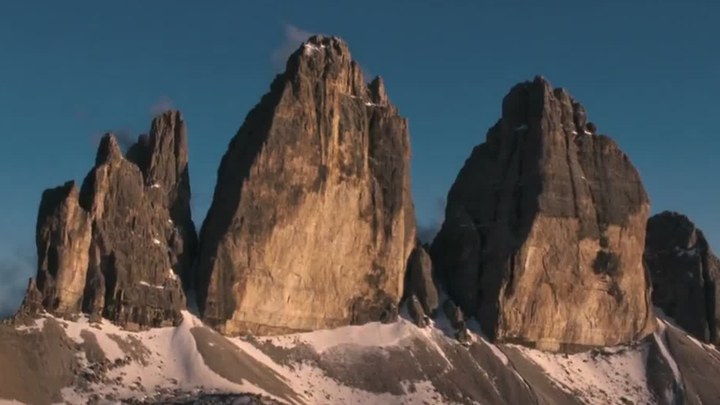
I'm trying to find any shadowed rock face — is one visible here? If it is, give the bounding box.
[405,245,439,316]
[196,35,416,335]
[25,111,195,329]
[645,211,720,344]
[431,76,655,352]
[126,111,198,289]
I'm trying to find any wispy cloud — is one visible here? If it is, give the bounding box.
[272,24,315,70]
[150,95,175,116]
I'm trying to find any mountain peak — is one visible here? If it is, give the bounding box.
[95,133,123,166]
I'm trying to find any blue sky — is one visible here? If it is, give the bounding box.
[1,1,718,313]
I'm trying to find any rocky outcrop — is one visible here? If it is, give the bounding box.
[405,245,439,316]
[35,181,92,315]
[126,111,197,288]
[407,295,429,328]
[645,211,720,344]
[25,111,195,329]
[196,35,416,335]
[431,76,655,351]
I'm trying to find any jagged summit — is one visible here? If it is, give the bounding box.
[499,75,598,138]
[431,76,655,352]
[21,111,196,329]
[196,36,415,335]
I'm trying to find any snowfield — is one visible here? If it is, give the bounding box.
[3,309,720,404]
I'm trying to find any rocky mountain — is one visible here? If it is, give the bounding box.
[431,76,655,352]
[4,35,720,405]
[196,35,416,335]
[126,111,198,289]
[24,111,195,330]
[645,211,720,345]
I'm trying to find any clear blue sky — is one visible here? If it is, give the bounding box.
[1,1,718,314]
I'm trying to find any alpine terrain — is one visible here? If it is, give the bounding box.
[2,36,720,405]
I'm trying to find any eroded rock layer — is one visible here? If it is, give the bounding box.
[645,211,720,345]
[431,76,655,351]
[26,111,195,329]
[197,36,416,335]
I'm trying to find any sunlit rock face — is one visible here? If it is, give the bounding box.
[432,76,655,352]
[196,36,416,335]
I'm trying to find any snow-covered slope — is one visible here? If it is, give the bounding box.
[2,310,720,404]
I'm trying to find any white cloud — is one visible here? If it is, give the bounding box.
[272,24,315,69]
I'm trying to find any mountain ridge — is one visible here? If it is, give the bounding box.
[2,35,718,405]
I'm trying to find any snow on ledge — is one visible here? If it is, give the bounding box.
[266,319,416,353]
[303,42,327,55]
[139,281,165,290]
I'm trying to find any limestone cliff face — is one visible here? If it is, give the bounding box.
[35,181,92,315]
[197,36,416,335]
[126,111,197,288]
[27,111,195,329]
[431,76,655,352]
[645,211,720,345]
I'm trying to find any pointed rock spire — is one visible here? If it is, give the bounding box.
[196,36,416,335]
[22,112,196,329]
[95,134,123,166]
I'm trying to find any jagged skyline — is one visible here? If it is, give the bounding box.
[1,1,719,314]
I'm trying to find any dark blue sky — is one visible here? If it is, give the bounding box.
[1,1,718,313]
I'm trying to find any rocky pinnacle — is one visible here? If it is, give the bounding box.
[196,35,416,335]
[431,76,656,352]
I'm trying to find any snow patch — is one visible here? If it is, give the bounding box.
[303,42,327,55]
[655,322,682,383]
[268,319,414,353]
[57,311,274,403]
[516,342,653,405]
[15,317,46,332]
[138,281,165,290]
[152,238,162,245]
[674,246,698,256]
[150,183,161,189]
[514,124,528,131]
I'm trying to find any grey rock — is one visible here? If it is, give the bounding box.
[407,295,428,328]
[126,111,197,289]
[431,76,655,351]
[456,327,472,346]
[406,245,439,316]
[22,111,195,329]
[645,211,720,345]
[443,299,466,330]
